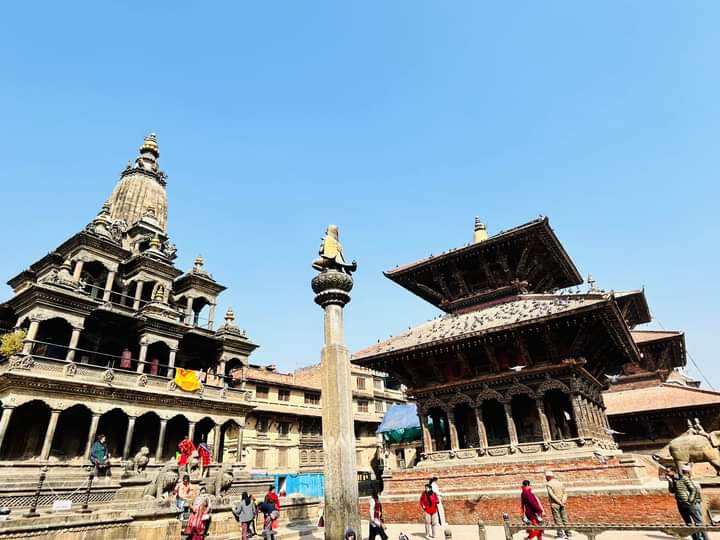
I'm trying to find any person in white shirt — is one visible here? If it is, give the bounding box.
[429,477,447,526]
[368,490,388,540]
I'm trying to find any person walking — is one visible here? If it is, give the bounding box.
[235,491,257,540]
[545,471,571,538]
[185,490,211,540]
[178,435,196,474]
[520,479,545,540]
[668,464,707,540]
[197,438,212,478]
[89,434,111,478]
[368,490,388,540]
[264,485,281,530]
[420,483,440,539]
[429,476,447,526]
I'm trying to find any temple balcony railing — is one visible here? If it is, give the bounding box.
[0,345,253,406]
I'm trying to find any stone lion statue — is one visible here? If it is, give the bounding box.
[124,446,150,476]
[202,463,234,500]
[142,460,179,501]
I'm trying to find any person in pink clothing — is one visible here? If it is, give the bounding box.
[520,479,545,539]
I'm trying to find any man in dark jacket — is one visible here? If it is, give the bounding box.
[668,464,706,540]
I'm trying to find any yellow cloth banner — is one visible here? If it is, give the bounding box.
[175,368,201,392]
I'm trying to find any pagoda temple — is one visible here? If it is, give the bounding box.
[353,217,690,523]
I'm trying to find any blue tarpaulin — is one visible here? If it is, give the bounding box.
[376,403,420,433]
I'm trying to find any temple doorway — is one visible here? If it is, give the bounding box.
[97,408,128,458]
[482,399,510,446]
[511,394,542,443]
[544,390,577,440]
[453,403,479,448]
[50,404,92,460]
[2,400,50,459]
[131,412,160,456]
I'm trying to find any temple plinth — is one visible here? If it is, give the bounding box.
[311,226,360,539]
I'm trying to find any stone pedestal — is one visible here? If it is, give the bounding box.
[312,270,360,539]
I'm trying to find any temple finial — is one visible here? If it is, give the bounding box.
[225,306,235,324]
[140,133,159,158]
[473,216,488,243]
[193,255,204,272]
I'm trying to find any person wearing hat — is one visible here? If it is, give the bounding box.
[667,464,706,540]
[545,471,571,539]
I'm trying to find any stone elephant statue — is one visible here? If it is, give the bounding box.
[654,431,720,475]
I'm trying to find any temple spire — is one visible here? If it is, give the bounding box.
[473,216,488,243]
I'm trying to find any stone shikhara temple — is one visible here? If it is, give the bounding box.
[353,217,693,523]
[0,135,257,470]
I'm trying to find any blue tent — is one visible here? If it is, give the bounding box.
[376,403,423,444]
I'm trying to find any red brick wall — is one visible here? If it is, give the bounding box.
[361,490,677,525]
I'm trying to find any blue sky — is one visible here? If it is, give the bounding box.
[1,2,718,384]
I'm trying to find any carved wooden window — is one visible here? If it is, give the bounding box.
[300,450,308,464]
[278,388,290,402]
[256,417,269,433]
[278,421,290,438]
[256,386,269,400]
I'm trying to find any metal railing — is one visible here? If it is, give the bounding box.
[501,512,718,540]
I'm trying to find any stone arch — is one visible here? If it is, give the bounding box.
[447,392,474,408]
[219,419,239,463]
[2,400,51,459]
[191,296,212,327]
[163,414,190,460]
[78,260,110,300]
[50,404,92,460]
[33,317,73,359]
[146,341,170,377]
[420,396,449,414]
[194,417,215,447]
[97,408,129,458]
[131,411,160,457]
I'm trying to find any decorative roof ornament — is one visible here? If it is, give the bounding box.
[215,306,247,337]
[224,306,236,325]
[149,235,162,250]
[194,255,204,272]
[140,133,160,158]
[473,216,488,243]
[311,224,357,275]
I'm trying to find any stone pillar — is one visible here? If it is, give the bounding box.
[132,280,144,311]
[235,424,244,463]
[167,348,178,379]
[583,398,598,439]
[212,424,221,462]
[536,398,552,443]
[0,405,15,454]
[419,413,433,453]
[72,260,85,281]
[188,421,196,443]
[474,406,488,451]
[447,411,460,450]
[23,318,40,354]
[65,325,83,362]
[185,296,194,325]
[503,402,519,446]
[311,265,360,539]
[102,271,116,302]
[41,409,61,461]
[156,419,167,462]
[123,416,136,460]
[84,413,101,460]
[208,304,216,331]
[137,341,148,374]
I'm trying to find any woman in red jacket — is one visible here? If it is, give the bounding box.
[419,484,439,539]
[520,480,545,539]
[264,485,281,530]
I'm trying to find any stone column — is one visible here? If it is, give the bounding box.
[536,398,552,443]
[72,260,85,281]
[65,325,83,362]
[102,271,116,302]
[0,405,15,453]
[188,421,196,443]
[208,304,216,331]
[311,265,360,539]
[123,416,136,460]
[419,413,433,453]
[156,419,167,462]
[137,341,148,374]
[83,413,101,460]
[474,406,488,451]
[447,411,460,450]
[41,409,61,460]
[132,280,144,311]
[583,398,598,439]
[503,402,519,446]
[235,424,244,463]
[22,318,40,354]
[212,424,221,462]
[167,348,178,379]
[185,296,194,325]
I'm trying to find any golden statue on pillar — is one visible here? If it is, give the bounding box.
[311,224,357,275]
